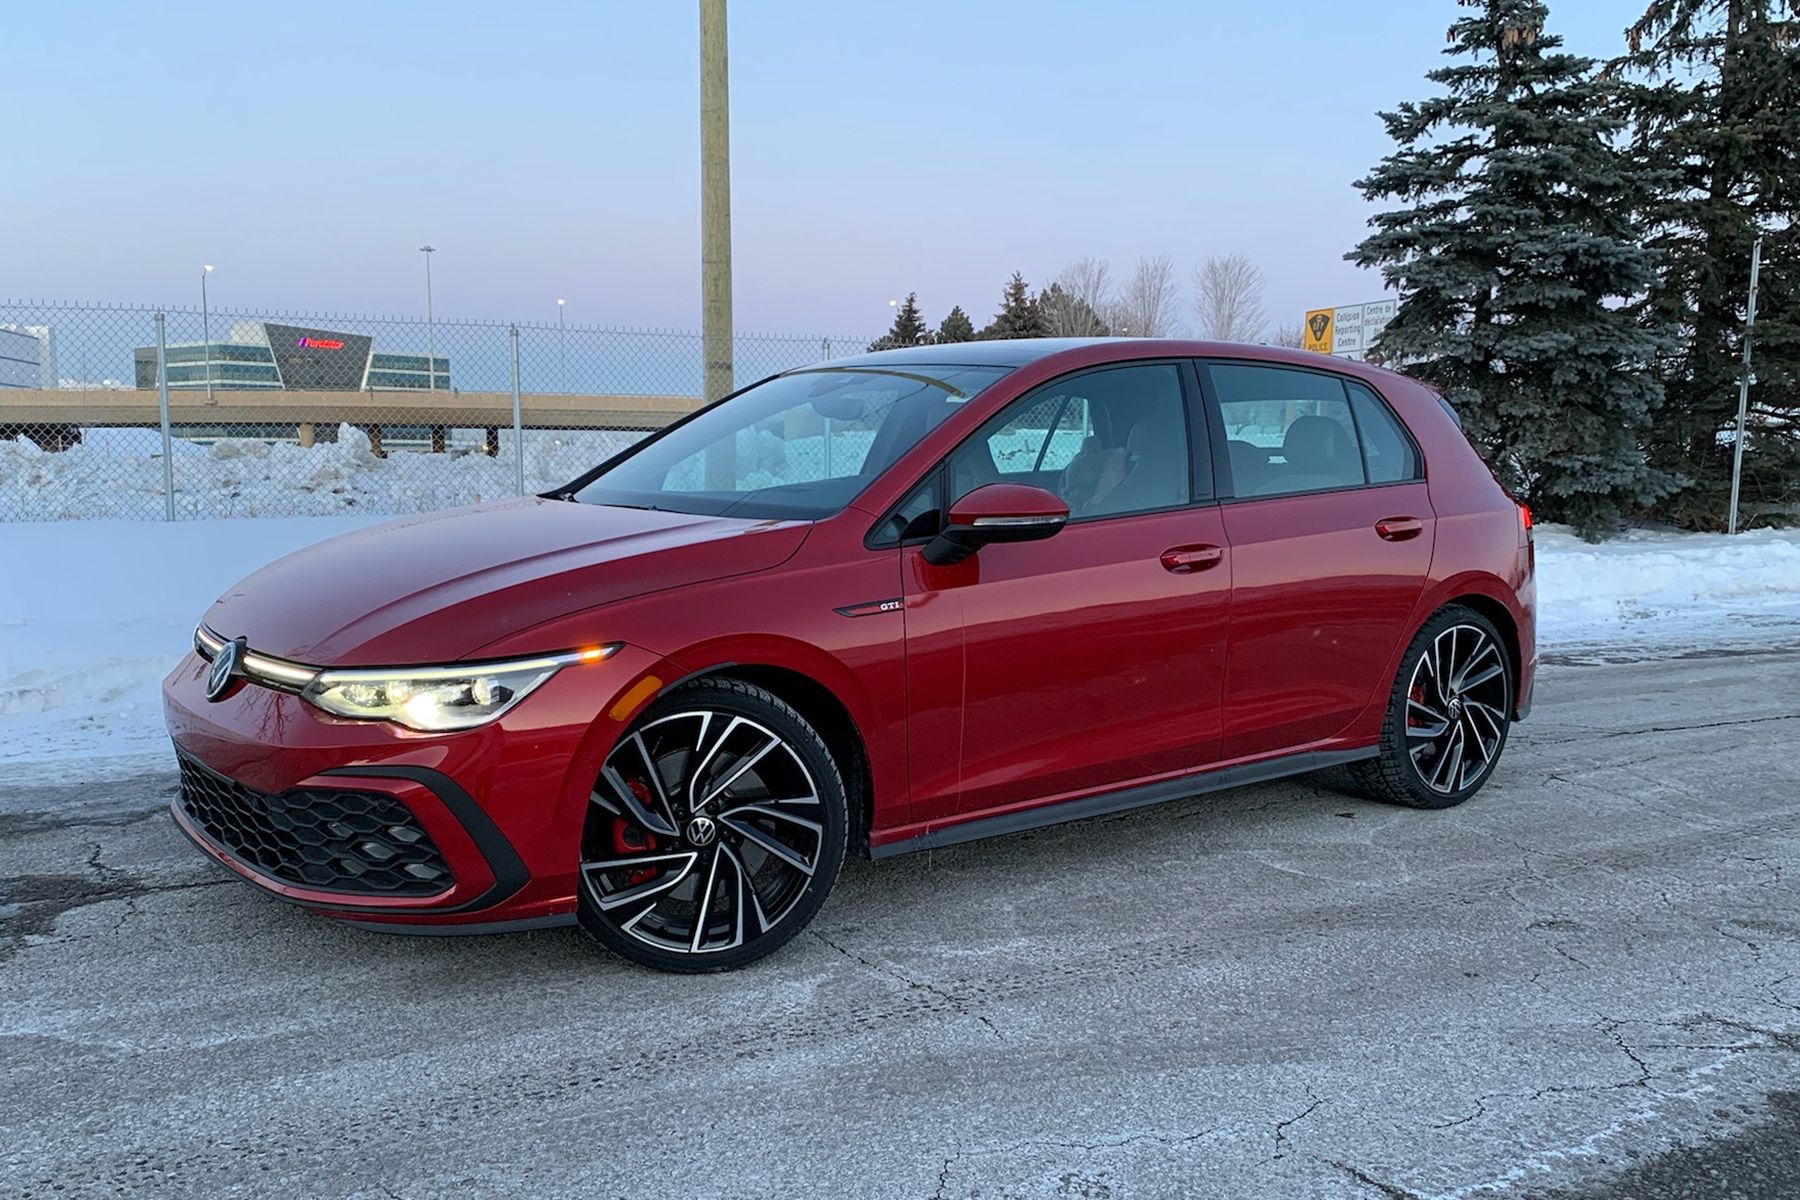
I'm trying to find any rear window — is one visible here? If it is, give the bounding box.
[1205,362,1422,498]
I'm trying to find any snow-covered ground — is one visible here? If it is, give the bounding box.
[1,517,1797,782]
[1,426,644,521]
[1533,523,1800,648]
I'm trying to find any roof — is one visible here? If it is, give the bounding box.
[824,338,1114,369]
[819,337,1417,388]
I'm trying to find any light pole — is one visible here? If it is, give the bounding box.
[201,264,214,399]
[419,244,438,391]
[557,298,567,393]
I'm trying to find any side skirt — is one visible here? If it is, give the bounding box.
[870,746,1379,859]
[341,913,579,937]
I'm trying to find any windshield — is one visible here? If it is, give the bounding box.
[571,365,1012,519]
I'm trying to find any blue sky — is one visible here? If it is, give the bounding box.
[4,0,1649,336]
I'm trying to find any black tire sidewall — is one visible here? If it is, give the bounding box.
[576,678,849,973]
[1379,605,1513,809]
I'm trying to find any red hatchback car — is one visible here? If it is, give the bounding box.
[165,339,1535,970]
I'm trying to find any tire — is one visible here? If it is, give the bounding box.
[1351,604,1514,810]
[577,676,848,972]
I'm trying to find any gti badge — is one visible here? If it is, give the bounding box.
[206,637,246,702]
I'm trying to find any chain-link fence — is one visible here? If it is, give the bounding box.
[0,300,876,521]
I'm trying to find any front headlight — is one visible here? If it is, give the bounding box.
[300,645,619,732]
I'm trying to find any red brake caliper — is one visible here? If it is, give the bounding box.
[612,778,660,886]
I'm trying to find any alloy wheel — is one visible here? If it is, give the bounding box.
[582,710,825,956]
[1404,623,1509,795]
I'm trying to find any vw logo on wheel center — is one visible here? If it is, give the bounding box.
[206,638,246,702]
[684,815,717,846]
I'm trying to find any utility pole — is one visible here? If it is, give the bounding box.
[1727,236,1763,535]
[420,244,438,391]
[699,0,734,487]
[557,298,568,393]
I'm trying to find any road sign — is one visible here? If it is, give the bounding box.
[1301,300,1395,362]
[1302,309,1334,354]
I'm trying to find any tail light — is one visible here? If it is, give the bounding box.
[1518,503,1533,535]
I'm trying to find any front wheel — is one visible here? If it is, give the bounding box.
[577,677,848,972]
[1352,605,1513,809]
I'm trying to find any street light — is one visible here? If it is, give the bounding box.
[419,245,438,391]
[557,298,567,394]
[201,264,214,400]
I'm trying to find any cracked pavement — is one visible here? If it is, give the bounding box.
[3,647,1799,1198]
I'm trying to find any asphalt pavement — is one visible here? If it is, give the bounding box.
[3,644,1799,1199]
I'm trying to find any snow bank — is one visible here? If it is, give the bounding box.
[0,426,643,521]
[1,516,1797,779]
[1535,524,1800,647]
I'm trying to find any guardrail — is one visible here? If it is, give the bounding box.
[0,387,700,439]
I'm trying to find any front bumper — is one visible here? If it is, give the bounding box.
[163,641,676,930]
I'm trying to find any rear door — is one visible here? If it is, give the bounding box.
[897,361,1232,825]
[1200,360,1434,760]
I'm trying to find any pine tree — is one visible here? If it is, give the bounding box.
[1350,0,1676,538]
[1038,282,1111,336]
[1617,0,1800,529]
[866,292,931,352]
[936,305,977,343]
[979,272,1047,339]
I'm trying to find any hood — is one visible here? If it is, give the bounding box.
[203,498,809,665]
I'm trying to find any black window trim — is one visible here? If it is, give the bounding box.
[864,357,1219,549]
[1194,356,1426,504]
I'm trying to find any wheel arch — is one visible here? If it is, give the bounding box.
[675,663,875,857]
[1347,574,1528,743]
[1442,591,1522,713]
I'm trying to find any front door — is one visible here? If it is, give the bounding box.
[900,361,1232,826]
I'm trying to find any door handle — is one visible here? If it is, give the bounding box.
[1375,516,1424,541]
[1159,544,1224,573]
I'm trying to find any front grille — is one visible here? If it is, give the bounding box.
[177,754,452,897]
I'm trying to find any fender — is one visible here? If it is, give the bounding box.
[637,632,903,831]
[544,632,901,873]
[1344,568,1529,742]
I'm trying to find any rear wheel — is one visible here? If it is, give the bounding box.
[1352,605,1513,809]
[577,677,847,972]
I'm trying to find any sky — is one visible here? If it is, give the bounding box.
[2,0,1652,339]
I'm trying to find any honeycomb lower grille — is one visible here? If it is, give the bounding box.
[177,754,452,896]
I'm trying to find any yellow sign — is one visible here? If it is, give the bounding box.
[1303,309,1334,354]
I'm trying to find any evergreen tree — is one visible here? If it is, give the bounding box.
[936,305,977,343]
[1617,0,1800,529]
[1350,0,1675,537]
[866,292,931,352]
[1038,282,1111,336]
[979,272,1047,339]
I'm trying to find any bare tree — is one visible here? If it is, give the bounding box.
[1041,256,1115,336]
[1110,254,1180,337]
[1192,253,1267,342]
[1269,322,1304,348]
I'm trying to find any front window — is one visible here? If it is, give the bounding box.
[572,365,1011,520]
[948,363,1196,518]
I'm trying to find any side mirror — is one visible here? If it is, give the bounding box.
[923,483,1070,566]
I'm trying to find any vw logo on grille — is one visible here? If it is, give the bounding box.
[206,637,247,702]
[684,815,717,846]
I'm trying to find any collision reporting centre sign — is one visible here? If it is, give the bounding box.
[1301,299,1397,362]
